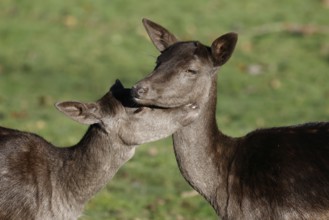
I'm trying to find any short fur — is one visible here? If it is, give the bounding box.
[132,19,329,219]
[0,80,200,220]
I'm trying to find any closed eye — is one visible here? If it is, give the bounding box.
[186,69,198,74]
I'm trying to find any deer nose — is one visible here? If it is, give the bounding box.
[132,85,149,98]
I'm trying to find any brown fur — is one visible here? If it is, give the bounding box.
[0,80,200,220]
[132,19,329,219]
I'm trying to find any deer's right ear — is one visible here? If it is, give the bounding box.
[211,32,238,67]
[142,18,178,52]
[55,101,101,125]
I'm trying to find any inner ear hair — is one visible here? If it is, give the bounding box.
[211,32,238,66]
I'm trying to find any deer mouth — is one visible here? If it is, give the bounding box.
[131,87,178,109]
[135,103,171,110]
[132,105,168,114]
[133,98,186,110]
[131,89,185,109]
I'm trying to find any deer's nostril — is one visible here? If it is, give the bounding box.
[137,87,148,95]
[132,85,148,98]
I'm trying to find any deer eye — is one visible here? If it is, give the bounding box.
[186,69,198,74]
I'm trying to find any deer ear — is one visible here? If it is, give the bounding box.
[211,32,238,66]
[110,79,124,92]
[142,18,178,52]
[55,101,101,125]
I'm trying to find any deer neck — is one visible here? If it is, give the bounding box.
[173,74,236,213]
[59,125,134,207]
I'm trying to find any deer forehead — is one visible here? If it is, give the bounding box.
[157,41,212,67]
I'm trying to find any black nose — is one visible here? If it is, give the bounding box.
[132,85,149,98]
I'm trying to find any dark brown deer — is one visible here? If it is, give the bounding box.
[0,80,200,220]
[132,19,329,220]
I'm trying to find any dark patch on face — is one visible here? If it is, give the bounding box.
[110,88,139,108]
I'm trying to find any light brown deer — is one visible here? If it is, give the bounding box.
[132,19,329,220]
[0,80,199,220]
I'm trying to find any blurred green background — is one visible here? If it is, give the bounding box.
[0,0,328,219]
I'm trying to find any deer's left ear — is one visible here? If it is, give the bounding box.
[211,32,238,66]
[55,101,101,125]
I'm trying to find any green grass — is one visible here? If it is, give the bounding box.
[0,0,328,219]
